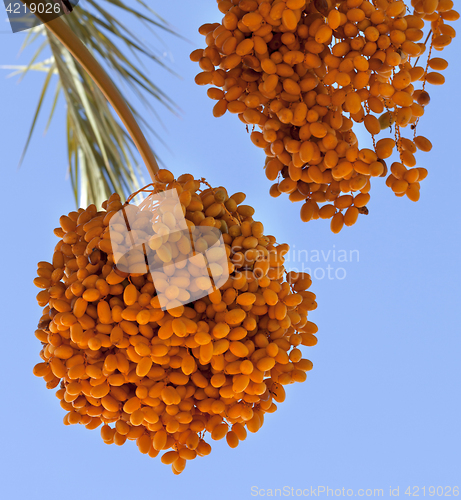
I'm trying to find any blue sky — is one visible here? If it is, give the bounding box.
[0,2,460,499]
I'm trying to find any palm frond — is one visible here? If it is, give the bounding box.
[3,1,179,208]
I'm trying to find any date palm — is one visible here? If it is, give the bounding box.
[3,0,178,207]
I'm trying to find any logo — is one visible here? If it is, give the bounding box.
[109,189,230,311]
[4,0,78,33]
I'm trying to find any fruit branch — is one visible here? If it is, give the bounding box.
[19,1,159,181]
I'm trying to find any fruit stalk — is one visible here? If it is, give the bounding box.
[19,1,159,180]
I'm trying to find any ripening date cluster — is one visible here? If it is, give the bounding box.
[33,169,318,474]
[192,0,458,232]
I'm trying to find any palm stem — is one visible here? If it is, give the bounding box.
[19,1,159,181]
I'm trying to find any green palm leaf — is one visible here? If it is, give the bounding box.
[3,1,179,208]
